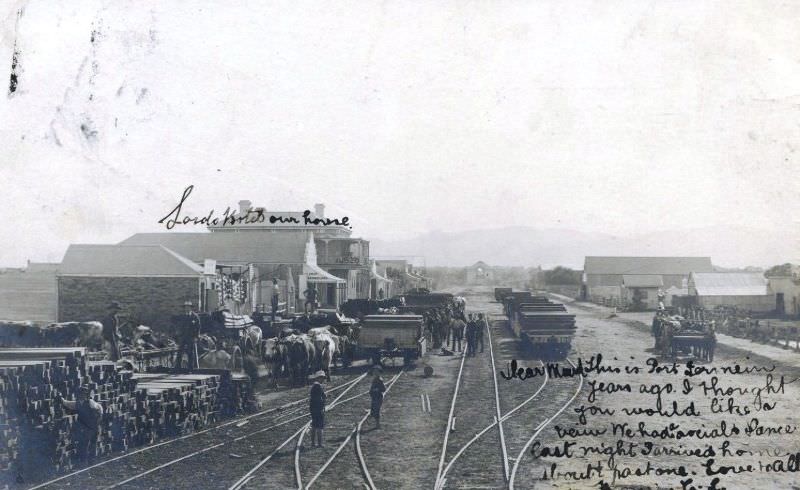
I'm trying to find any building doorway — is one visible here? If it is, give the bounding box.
[776,293,785,315]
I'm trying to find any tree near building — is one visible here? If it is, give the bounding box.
[543,266,582,285]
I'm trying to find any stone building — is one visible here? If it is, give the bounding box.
[57,244,209,330]
[119,231,345,314]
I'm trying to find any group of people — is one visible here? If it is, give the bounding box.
[425,307,486,357]
[101,299,202,371]
[307,366,386,448]
[445,312,486,356]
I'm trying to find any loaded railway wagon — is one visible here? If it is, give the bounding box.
[398,291,459,317]
[494,287,513,302]
[502,292,576,360]
[357,314,426,367]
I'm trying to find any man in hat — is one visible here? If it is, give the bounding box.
[60,387,103,464]
[175,301,201,371]
[369,366,386,429]
[450,316,465,353]
[465,313,477,357]
[270,278,280,323]
[102,301,123,361]
[303,284,318,314]
[308,370,327,448]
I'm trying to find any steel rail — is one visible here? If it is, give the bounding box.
[437,360,549,487]
[306,370,405,489]
[228,372,368,490]
[508,358,584,490]
[27,375,365,490]
[434,332,468,490]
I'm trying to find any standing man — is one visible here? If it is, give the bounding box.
[451,316,465,353]
[176,301,202,371]
[309,370,327,448]
[378,287,384,300]
[102,301,123,361]
[60,387,103,464]
[369,367,386,429]
[270,278,280,323]
[476,313,485,353]
[303,284,318,314]
[465,314,477,357]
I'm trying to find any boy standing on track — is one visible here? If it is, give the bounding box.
[309,371,327,448]
[369,367,386,429]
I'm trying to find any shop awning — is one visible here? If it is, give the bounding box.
[306,263,346,284]
[370,262,392,283]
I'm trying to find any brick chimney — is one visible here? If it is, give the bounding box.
[314,203,325,218]
[238,200,252,215]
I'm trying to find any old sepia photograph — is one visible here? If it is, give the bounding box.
[1,1,798,489]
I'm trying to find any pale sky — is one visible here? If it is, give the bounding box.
[1,1,798,267]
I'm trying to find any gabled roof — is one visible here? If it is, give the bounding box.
[471,261,491,268]
[119,232,309,265]
[690,272,769,296]
[622,274,664,288]
[584,256,713,275]
[59,245,204,277]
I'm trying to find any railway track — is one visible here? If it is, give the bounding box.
[436,306,585,490]
[507,357,584,490]
[434,315,506,490]
[303,369,405,489]
[230,370,404,490]
[32,371,368,490]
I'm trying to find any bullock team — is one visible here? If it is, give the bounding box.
[263,321,354,385]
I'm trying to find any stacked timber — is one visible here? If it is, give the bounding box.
[0,348,249,484]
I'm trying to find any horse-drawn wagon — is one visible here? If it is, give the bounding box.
[357,314,425,367]
[652,313,716,362]
[194,311,262,373]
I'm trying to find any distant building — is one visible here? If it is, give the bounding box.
[375,260,428,293]
[688,272,774,312]
[621,274,664,310]
[766,265,800,318]
[466,261,494,285]
[368,260,393,299]
[0,261,59,322]
[583,256,713,301]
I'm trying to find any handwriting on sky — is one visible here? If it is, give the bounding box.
[502,355,798,489]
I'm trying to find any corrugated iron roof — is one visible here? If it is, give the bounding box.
[690,272,769,296]
[59,245,204,277]
[622,274,664,288]
[584,256,713,275]
[119,232,308,265]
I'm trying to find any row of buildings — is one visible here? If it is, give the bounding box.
[2,202,430,329]
[582,256,800,316]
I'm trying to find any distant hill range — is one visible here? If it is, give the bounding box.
[370,225,798,269]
